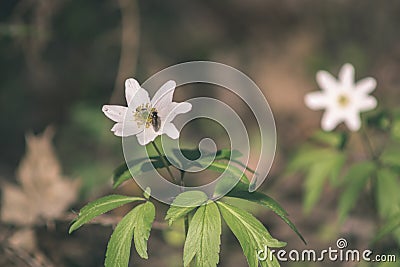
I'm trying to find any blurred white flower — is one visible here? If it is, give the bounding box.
[305,63,377,131]
[102,79,192,145]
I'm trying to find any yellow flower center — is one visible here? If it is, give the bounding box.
[337,94,350,107]
[134,103,157,128]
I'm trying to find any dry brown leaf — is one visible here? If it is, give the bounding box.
[1,126,80,226]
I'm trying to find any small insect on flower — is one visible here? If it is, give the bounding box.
[150,110,161,132]
[102,79,192,145]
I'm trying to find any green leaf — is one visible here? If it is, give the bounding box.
[287,147,346,185]
[225,187,306,244]
[69,195,144,233]
[376,168,400,218]
[113,149,248,189]
[391,117,400,142]
[143,187,151,200]
[165,191,209,226]
[373,212,400,243]
[207,161,250,184]
[291,147,346,213]
[287,146,330,173]
[173,148,243,162]
[217,201,285,267]
[183,201,221,267]
[133,202,156,258]
[380,145,400,169]
[311,130,347,149]
[112,156,172,189]
[338,161,376,221]
[105,201,155,267]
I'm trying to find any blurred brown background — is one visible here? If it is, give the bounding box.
[1,0,400,266]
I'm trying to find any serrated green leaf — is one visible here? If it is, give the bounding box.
[376,168,400,218]
[133,202,156,258]
[69,195,144,233]
[294,148,346,213]
[166,191,209,226]
[303,162,331,213]
[338,161,376,222]
[207,161,249,184]
[217,201,285,267]
[287,146,346,187]
[225,188,306,244]
[287,146,330,173]
[105,201,155,267]
[183,201,221,267]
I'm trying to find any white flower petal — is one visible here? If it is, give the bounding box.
[151,80,176,106]
[125,78,141,105]
[128,87,151,108]
[321,110,343,131]
[102,105,128,122]
[151,80,178,117]
[136,129,158,146]
[355,77,377,95]
[344,112,361,131]
[163,122,179,139]
[339,63,355,87]
[111,122,142,137]
[162,102,192,123]
[304,92,328,110]
[358,96,377,111]
[316,70,338,92]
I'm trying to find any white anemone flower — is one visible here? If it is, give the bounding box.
[305,63,377,131]
[102,78,192,145]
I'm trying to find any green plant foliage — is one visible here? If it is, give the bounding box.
[183,201,221,267]
[71,145,302,267]
[380,145,400,169]
[112,156,172,189]
[166,191,209,226]
[288,146,346,212]
[391,117,400,142]
[376,168,400,218]
[112,149,249,189]
[366,110,391,131]
[105,201,155,266]
[69,195,144,233]
[311,130,347,149]
[217,201,286,267]
[373,213,400,243]
[225,184,306,244]
[338,161,376,221]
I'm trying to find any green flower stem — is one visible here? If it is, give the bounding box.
[360,126,377,161]
[151,141,190,255]
[151,141,190,267]
[151,141,177,184]
[180,170,190,238]
[359,126,381,226]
